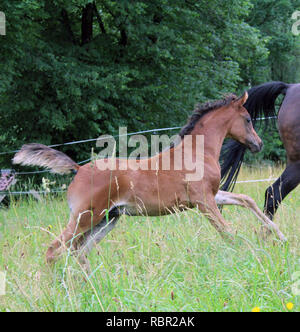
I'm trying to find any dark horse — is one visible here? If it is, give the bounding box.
[221,81,300,220]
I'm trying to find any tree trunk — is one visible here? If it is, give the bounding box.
[61,9,76,44]
[93,2,106,34]
[82,3,94,45]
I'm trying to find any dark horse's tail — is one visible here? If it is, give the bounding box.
[220,81,289,191]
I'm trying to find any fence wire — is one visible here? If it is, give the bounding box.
[0,119,278,196]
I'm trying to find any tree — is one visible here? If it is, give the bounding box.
[247,0,300,83]
[0,0,268,168]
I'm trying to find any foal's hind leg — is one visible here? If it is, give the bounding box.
[216,191,286,241]
[76,209,121,267]
[264,162,300,220]
[46,209,106,264]
[46,215,80,264]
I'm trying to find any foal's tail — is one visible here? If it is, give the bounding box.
[220,81,290,192]
[12,143,80,175]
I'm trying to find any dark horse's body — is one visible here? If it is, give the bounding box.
[221,81,300,220]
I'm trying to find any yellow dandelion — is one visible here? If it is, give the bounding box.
[252,307,260,313]
[286,303,294,311]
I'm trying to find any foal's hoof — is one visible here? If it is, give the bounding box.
[260,226,273,240]
[46,247,58,265]
[273,234,288,246]
[221,230,236,244]
[77,255,91,275]
[46,255,56,265]
[260,226,287,243]
[277,231,288,243]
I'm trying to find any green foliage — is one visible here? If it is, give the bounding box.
[0,0,299,168]
[0,0,267,167]
[247,0,300,83]
[244,126,286,164]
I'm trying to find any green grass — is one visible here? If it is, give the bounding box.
[0,166,300,312]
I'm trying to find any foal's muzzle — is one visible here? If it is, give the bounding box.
[247,140,263,153]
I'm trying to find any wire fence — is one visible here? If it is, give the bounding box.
[0,178,278,196]
[0,116,276,156]
[0,117,278,197]
[236,178,277,184]
[0,126,182,157]
[0,189,67,196]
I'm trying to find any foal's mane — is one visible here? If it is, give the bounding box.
[179,94,237,138]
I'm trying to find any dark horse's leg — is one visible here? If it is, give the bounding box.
[264,161,300,220]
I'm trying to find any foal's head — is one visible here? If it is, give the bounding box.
[225,92,263,153]
[179,92,263,153]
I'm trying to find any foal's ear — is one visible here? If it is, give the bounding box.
[236,91,248,106]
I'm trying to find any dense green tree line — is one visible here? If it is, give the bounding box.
[0,0,299,168]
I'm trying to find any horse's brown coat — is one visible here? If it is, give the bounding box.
[13,92,285,267]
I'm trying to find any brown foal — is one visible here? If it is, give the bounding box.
[13,92,286,267]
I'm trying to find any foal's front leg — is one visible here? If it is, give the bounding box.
[215,191,287,241]
[194,192,236,239]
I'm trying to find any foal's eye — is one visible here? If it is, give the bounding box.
[246,118,251,124]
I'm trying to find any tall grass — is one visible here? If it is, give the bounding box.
[0,166,299,312]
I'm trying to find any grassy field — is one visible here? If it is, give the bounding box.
[0,166,299,312]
